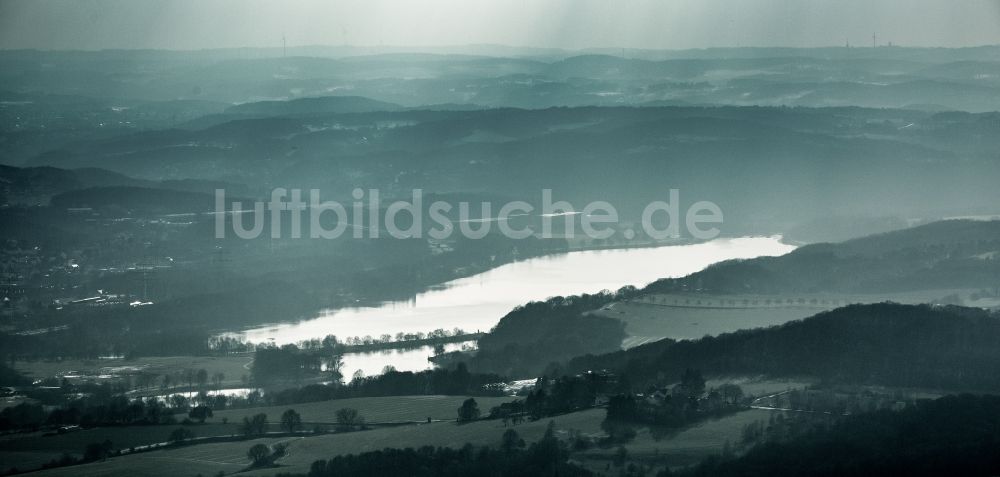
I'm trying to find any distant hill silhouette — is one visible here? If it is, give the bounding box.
[21,106,1000,238]
[644,219,1000,294]
[1,164,255,207]
[225,95,402,116]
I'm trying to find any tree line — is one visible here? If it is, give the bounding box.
[299,423,591,477]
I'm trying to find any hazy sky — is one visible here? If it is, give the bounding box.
[1,0,999,51]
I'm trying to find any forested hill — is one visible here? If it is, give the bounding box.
[467,291,630,377]
[568,303,1000,391]
[644,219,1000,295]
[685,394,1000,477]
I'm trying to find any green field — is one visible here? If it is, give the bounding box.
[241,408,607,476]
[209,394,514,425]
[26,409,607,477]
[21,407,779,477]
[0,423,243,472]
[0,395,512,474]
[577,409,776,471]
[0,424,242,454]
[23,435,297,477]
[1,386,810,475]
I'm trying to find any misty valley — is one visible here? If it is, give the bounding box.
[3,4,1000,477]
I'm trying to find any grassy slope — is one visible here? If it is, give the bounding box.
[24,436,295,477]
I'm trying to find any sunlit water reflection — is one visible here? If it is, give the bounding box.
[224,237,795,376]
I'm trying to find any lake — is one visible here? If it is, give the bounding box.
[224,236,795,376]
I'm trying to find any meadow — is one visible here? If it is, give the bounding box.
[25,409,607,477]
[0,394,510,474]
[577,409,776,471]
